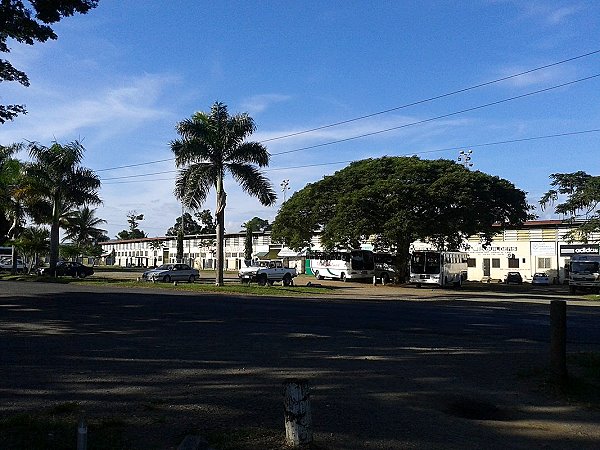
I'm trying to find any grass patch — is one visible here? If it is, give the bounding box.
[70,278,337,297]
[3,270,338,297]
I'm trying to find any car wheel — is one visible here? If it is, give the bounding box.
[340,272,346,282]
[78,272,87,279]
[283,274,292,286]
[257,274,268,286]
[163,275,171,283]
[188,274,196,283]
[415,283,421,289]
[315,271,322,280]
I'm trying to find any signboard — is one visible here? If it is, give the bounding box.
[531,242,556,256]
[560,244,600,256]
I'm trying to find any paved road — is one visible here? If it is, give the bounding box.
[1,281,600,449]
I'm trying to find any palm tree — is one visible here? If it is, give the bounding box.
[171,102,277,285]
[11,226,49,273]
[63,206,107,247]
[0,144,26,273]
[24,141,101,275]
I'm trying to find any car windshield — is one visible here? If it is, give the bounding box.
[156,265,173,270]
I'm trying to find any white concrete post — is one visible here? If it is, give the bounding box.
[77,418,87,450]
[283,380,312,447]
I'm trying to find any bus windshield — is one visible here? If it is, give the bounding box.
[411,252,441,274]
[350,250,374,270]
[571,261,600,274]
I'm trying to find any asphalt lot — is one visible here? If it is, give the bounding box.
[1,280,600,449]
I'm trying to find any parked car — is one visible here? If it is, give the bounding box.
[0,256,25,272]
[38,261,94,278]
[505,271,523,285]
[142,263,199,283]
[532,272,550,285]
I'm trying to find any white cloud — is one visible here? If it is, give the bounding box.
[0,73,180,145]
[508,1,583,25]
[493,64,574,88]
[240,94,292,115]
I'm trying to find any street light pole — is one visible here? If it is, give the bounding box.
[458,149,473,169]
[280,179,290,203]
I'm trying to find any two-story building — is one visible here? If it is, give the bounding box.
[99,220,600,282]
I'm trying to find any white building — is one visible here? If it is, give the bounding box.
[99,220,600,282]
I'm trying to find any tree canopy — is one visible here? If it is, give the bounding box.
[540,171,600,242]
[1,0,99,123]
[117,211,147,240]
[241,216,271,232]
[165,210,216,236]
[271,156,531,279]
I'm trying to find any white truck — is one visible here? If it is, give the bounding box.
[239,259,297,286]
[568,254,600,293]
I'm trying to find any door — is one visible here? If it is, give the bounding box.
[483,258,491,277]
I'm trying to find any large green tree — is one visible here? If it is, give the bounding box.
[540,171,600,242]
[0,144,24,245]
[25,141,101,274]
[117,211,147,240]
[241,216,271,232]
[271,156,531,281]
[1,0,99,123]
[0,144,27,273]
[166,210,216,236]
[171,102,277,286]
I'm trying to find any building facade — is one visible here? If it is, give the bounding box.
[100,220,600,282]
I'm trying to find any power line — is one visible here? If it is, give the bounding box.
[96,158,174,172]
[260,49,600,143]
[271,73,600,156]
[101,127,600,184]
[94,49,600,173]
[99,73,600,181]
[101,169,177,181]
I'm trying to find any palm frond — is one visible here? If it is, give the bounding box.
[227,141,270,167]
[174,163,215,209]
[227,163,277,206]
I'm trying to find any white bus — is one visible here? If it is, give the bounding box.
[409,250,468,287]
[568,254,600,293]
[305,249,375,281]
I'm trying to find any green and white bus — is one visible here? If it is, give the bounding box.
[306,249,375,282]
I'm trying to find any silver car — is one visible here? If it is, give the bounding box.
[142,263,199,283]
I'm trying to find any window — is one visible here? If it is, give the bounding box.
[467,258,476,268]
[508,258,519,268]
[538,258,552,269]
[492,258,500,268]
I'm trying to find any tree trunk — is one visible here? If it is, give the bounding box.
[215,176,226,286]
[49,198,61,275]
[394,238,411,283]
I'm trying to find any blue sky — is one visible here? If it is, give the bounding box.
[2,0,600,238]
